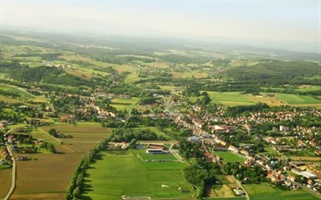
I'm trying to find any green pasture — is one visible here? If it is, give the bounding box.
[193,92,255,106]
[0,83,34,99]
[124,73,143,84]
[275,93,321,105]
[83,151,194,200]
[110,97,140,110]
[295,85,321,92]
[212,151,246,163]
[243,183,318,200]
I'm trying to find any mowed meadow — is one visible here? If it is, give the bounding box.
[10,122,111,200]
[189,91,321,107]
[243,183,318,200]
[83,150,195,200]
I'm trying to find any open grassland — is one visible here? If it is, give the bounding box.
[206,92,255,106]
[83,150,194,200]
[192,92,321,107]
[212,151,245,163]
[243,183,318,200]
[124,73,142,83]
[0,169,11,199]
[0,83,47,103]
[275,93,321,106]
[0,95,22,103]
[171,72,208,79]
[110,97,140,110]
[12,153,84,199]
[296,85,321,92]
[0,83,34,99]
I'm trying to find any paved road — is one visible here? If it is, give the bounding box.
[3,144,16,200]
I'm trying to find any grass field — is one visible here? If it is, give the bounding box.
[295,86,321,92]
[243,183,318,200]
[275,93,321,106]
[110,97,140,110]
[213,151,246,163]
[0,168,11,199]
[83,150,194,200]
[206,92,256,106]
[189,92,321,107]
[0,83,34,99]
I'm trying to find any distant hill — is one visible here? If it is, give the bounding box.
[222,60,321,84]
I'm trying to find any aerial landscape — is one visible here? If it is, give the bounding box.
[0,0,320,200]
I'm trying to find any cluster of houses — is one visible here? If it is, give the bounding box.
[171,104,321,193]
[107,142,129,150]
[0,148,11,164]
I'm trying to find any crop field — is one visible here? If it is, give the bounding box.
[213,151,246,163]
[83,150,194,200]
[0,168,11,199]
[275,93,321,106]
[12,153,84,200]
[243,183,318,200]
[40,122,111,152]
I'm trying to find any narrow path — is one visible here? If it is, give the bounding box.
[38,128,61,143]
[232,176,249,200]
[3,144,16,200]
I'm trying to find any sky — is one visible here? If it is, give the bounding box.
[1,0,320,50]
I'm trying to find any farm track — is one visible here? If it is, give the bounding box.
[3,145,16,200]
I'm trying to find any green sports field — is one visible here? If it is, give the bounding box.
[83,150,195,200]
[243,183,318,200]
[213,151,246,163]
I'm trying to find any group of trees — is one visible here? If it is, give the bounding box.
[110,128,165,142]
[222,162,267,184]
[40,142,56,153]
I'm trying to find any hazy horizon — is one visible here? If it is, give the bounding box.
[1,0,320,53]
